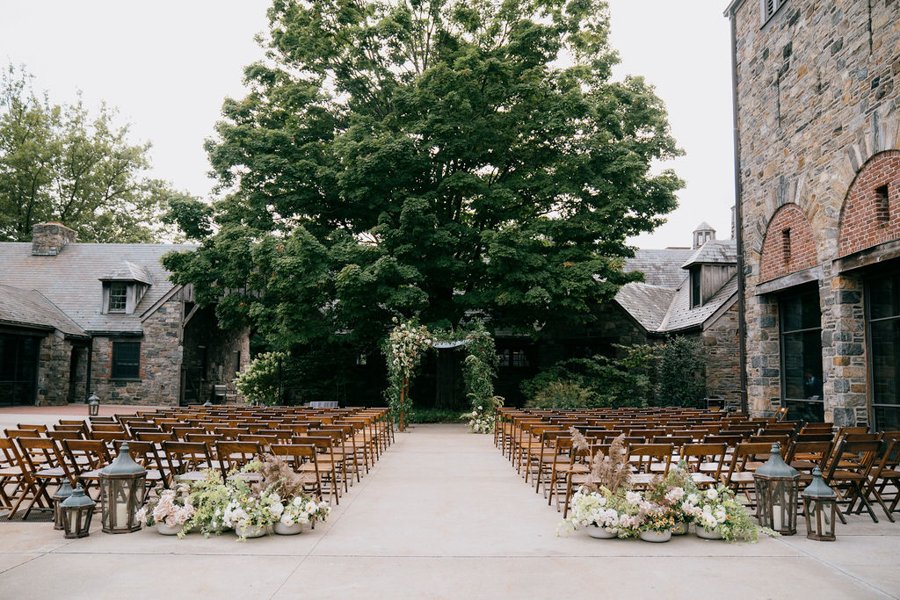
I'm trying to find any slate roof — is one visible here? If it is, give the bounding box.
[615,242,738,334]
[0,284,87,338]
[681,239,738,268]
[623,248,693,288]
[0,243,192,335]
[613,282,676,331]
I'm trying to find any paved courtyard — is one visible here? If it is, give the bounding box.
[0,422,898,599]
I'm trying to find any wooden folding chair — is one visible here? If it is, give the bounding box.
[270,444,324,502]
[215,441,262,481]
[628,443,673,488]
[303,436,342,505]
[62,439,112,499]
[862,434,900,523]
[824,437,882,523]
[164,441,216,483]
[116,440,169,491]
[0,438,26,515]
[12,437,73,520]
[719,442,773,504]
[680,443,727,488]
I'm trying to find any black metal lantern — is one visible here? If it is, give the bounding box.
[88,392,100,417]
[801,467,837,541]
[753,442,800,535]
[60,485,95,539]
[52,479,74,530]
[99,442,146,533]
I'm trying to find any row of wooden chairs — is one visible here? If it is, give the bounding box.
[0,406,393,520]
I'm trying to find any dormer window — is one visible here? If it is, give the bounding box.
[108,282,128,313]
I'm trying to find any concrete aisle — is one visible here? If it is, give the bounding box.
[1,424,898,600]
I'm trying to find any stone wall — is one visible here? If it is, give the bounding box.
[35,332,72,406]
[732,0,900,422]
[703,301,742,406]
[90,295,183,406]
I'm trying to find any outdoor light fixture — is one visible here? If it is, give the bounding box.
[801,467,837,541]
[60,485,95,539]
[753,442,800,535]
[88,392,100,417]
[99,442,146,534]
[52,479,74,531]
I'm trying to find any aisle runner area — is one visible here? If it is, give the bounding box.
[0,424,897,600]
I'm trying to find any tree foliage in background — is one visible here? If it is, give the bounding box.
[235,351,287,405]
[522,339,707,408]
[0,64,193,243]
[164,0,682,396]
[656,336,706,408]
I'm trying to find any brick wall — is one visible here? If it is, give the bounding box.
[732,0,900,421]
[838,150,900,257]
[759,203,818,282]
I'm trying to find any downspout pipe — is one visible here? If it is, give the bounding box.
[728,6,749,415]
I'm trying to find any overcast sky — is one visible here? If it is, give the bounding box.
[0,1,734,250]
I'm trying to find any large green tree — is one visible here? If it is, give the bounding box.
[0,65,192,242]
[165,0,682,364]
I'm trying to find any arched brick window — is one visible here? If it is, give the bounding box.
[838,150,900,258]
[759,204,818,282]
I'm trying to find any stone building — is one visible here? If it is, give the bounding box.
[0,223,249,407]
[726,0,900,428]
[490,223,741,407]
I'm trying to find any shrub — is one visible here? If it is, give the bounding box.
[656,337,706,407]
[526,381,595,409]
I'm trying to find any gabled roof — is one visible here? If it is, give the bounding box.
[658,275,739,333]
[614,282,676,332]
[0,243,192,335]
[0,284,87,338]
[681,239,738,269]
[99,261,154,285]
[614,242,738,334]
[623,248,693,288]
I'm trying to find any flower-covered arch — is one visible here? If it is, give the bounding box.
[383,319,502,432]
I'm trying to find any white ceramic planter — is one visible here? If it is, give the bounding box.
[273,522,303,535]
[587,526,617,539]
[695,526,723,540]
[156,522,183,536]
[236,525,268,539]
[639,530,672,543]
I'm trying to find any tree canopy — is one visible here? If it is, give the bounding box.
[165,0,683,360]
[0,65,192,242]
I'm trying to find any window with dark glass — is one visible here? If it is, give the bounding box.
[111,341,141,379]
[690,267,701,308]
[779,286,824,422]
[108,282,127,313]
[867,270,900,431]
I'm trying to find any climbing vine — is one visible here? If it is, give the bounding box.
[383,318,432,431]
[384,319,501,434]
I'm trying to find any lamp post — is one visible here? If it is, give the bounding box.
[753,442,800,535]
[60,485,95,539]
[52,479,74,530]
[99,442,146,533]
[801,467,837,541]
[88,392,100,417]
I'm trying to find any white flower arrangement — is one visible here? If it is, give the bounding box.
[278,495,331,527]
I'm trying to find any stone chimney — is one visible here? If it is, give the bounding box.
[31,223,77,256]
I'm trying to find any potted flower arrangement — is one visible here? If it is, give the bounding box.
[693,485,767,542]
[250,454,330,535]
[566,488,621,538]
[183,469,233,537]
[223,482,280,540]
[561,432,638,539]
[136,483,195,536]
[646,465,700,536]
[276,496,331,535]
